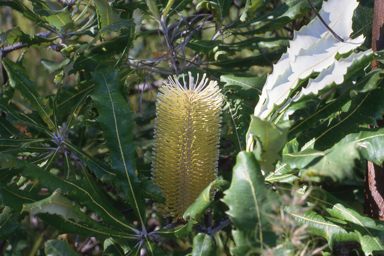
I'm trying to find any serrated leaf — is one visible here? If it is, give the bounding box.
[0,153,137,234]
[240,0,262,22]
[145,241,165,256]
[32,1,74,32]
[191,233,216,256]
[283,142,360,182]
[254,0,365,120]
[22,189,79,221]
[45,240,79,256]
[287,187,384,254]
[222,152,278,235]
[94,0,121,30]
[2,58,55,131]
[183,179,229,220]
[139,175,165,203]
[221,74,265,101]
[246,116,289,173]
[90,69,145,226]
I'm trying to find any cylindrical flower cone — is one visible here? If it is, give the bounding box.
[151,72,223,220]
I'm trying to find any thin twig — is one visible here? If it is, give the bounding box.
[307,0,344,42]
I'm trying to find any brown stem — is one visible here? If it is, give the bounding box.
[306,0,344,42]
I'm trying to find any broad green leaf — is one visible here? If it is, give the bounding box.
[283,142,360,182]
[0,206,20,239]
[2,58,55,131]
[221,73,266,101]
[191,233,216,256]
[145,241,165,256]
[335,128,384,166]
[41,59,71,73]
[231,229,277,255]
[352,0,374,47]
[0,27,55,47]
[185,40,221,55]
[254,0,365,120]
[22,189,79,221]
[246,116,289,173]
[104,237,134,256]
[32,1,74,32]
[145,0,160,21]
[154,219,195,239]
[222,152,278,234]
[183,179,229,220]
[91,69,146,226]
[94,0,121,30]
[220,37,289,52]
[45,240,79,256]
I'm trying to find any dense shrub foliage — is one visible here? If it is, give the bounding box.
[0,0,383,255]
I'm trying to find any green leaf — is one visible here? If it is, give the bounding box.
[240,0,262,22]
[45,240,79,256]
[2,58,55,131]
[0,117,24,138]
[144,241,165,256]
[185,40,221,55]
[41,59,71,73]
[221,74,266,101]
[283,142,361,182]
[0,0,55,32]
[0,153,137,235]
[154,219,195,239]
[22,189,79,221]
[287,187,384,254]
[104,237,134,256]
[90,69,146,226]
[100,19,135,33]
[191,233,216,256]
[0,27,55,47]
[220,37,289,52]
[139,175,165,203]
[94,0,121,30]
[183,179,229,220]
[246,116,289,173]
[32,1,74,32]
[222,152,278,234]
[0,206,20,239]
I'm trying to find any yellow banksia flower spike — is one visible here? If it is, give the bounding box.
[151,72,223,220]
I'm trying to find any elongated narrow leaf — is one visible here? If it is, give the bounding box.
[185,40,221,54]
[183,179,229,220]
[254,0,365,120]
[91,69,146,226]
[0,153,137,234]
[154,219,195,239]
[45,240,79,256]
[144,241,165,256]
[221,74,266,101]
[0,206,21,239]
[0,117,24,137]
[291,187,384,254]
[191,233,216,256]
[0,27,55,47]
[222,152,278,234]
[2,58,55,131]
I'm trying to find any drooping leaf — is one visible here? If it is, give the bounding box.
[246,116,289,173]
[154,219,195,239]
[191,233,216,256]
[2,58,55,131]
[183,179,229,220]
[32,1,74,32]
[90,69,146,227]
[0,27,55,47]
[45,240,79,256]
